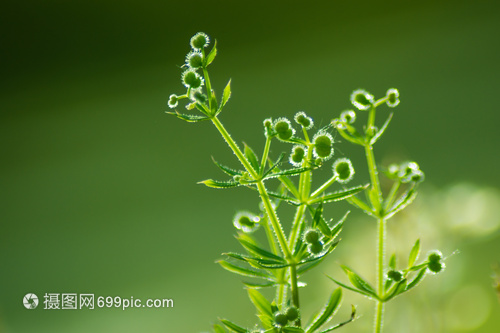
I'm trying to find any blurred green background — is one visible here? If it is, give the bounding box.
[1,0,500,332]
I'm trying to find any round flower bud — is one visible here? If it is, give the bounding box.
[387,270,403,282]
[168,94,178,108]
[190,90,207,104]
[233,211,260,233]
[409,169,425,183]
[386,164,400,179]
[182,69,204,89]
[333,158,355,184]
[304,229,321,244]
[273,118,295,141]
[190,32,210,50]
[386,88,400,108]
[308,241,323,255]
[186,51,203,69]
[294,111,314,130]
[274,312,288,327]
[427,250,443,263]
[263,118,273,129]
[332,118,346,130]
[312,131,334,160]
[340,110,356,124]
[290,145,307,167]
[428,261,445,274]
[285,306,299,321]
[350,89,374,111]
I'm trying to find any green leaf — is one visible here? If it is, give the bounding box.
[247,289,273,318]
[217,260,272,280]
[406,267,427,291]
[370,112,393,145]
[389,253,397,270]
[346,196,374,216]
[386,188,417,218]
[327,275,376,299]
[341,265,378,298]
[212,157,243,177]
[221,79,231,109]
[214,323,227,333]
[210,90,218,113]
[195,102,211,116]
[330,211,349,240]
[309,184,369,205]
[198,179,241,188]
[237,237,285,262]
[220,319,248,333]
[383,279,407,301]
[166,111,210,123]
[318,305,357,332]
[310,203,333,238]
[263,153,286,177]
[244,143,260,173]
[305,288,343,333]
[205,40,217,66]
[283,327,305,333]
[266,167,310,178]
[408,239,421,268]
[242,281,276,289]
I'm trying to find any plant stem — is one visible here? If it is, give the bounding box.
[211,116,292,259]
[374,217,386,333]
[290,264,302,326]
[365,143,382,213]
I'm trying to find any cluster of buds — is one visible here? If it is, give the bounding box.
[386,161,425,184]
[303,229,324,255]
[273,306,300,327]
[168,32,211,109]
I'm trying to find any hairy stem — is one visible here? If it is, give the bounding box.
[374,217,386,333]
[211,116,292,259]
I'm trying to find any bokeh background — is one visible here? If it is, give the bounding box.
[1,0,500,332]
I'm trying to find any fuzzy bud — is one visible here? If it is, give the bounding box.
[312,132,334,160]
[294,111,314,129]
[350,89,374,111]
[190,32,210,50]
[333,158,355,183]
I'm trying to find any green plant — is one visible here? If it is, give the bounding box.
[167,32,445,333]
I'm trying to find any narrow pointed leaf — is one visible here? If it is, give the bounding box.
[217,260,272,280]
[210,90,218,113]
[242,281,276,289]
[214,323,227,333]
[341,265,377,297]
[309,184,369,204]
[221,79,231,108]
[247,289,273,318]
[205,40,217,66]
[305,288,343,333]
[244,143,260,173]
[283,328,305,333]
[267,167,310,178]
[166,111,210,122]
[406,267,427,291]
[195,102,211,116]
[346,196,374,216]
[318,305,357,332]
[387,188,417,218]
[199,179,241,188]
[330,211,349,240]
[238,238,285,262]
[212,157,243,177]
[263,153,286,177]
[389,253,397,270]
[327,275,376,299]
[370,112,393,145]
[264,190,299,205]
[220,319,248,333]
[383,279,407,301]
[408,239,421,268]
[310,203,333,238]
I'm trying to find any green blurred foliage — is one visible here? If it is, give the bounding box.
[1,0,499,332]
